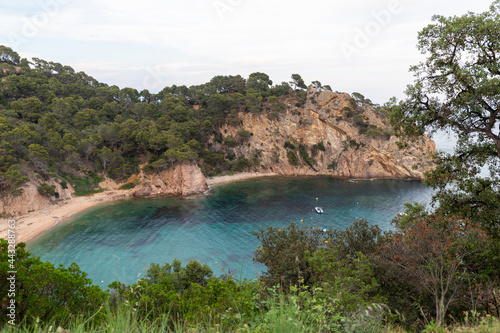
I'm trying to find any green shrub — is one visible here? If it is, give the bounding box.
[232,157,251,172]
[37,183,58,198]
[329,219,382,259]
[109,259,260,329]
[213,132,223,144]
[0,240,107,326]
[299,144,316,166]
[311,142,325,156]
[287,151,298,166]
[119,182,135,190]
[308,248,382,312]
[346,139,364,150]
[144,259,213,290]
[253,222,331,287]
[353,114,367,127]
[236,129,251,141]
[71,174,102,196]
[268,111,279,121]
[149,158,168,171]
[223,136,238,147]
[284,141,296,150]
[327,159,337,170]
[368,129,382,137]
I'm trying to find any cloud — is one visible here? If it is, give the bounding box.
[0,0,495,102]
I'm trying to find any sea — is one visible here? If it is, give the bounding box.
[27,176,434,286]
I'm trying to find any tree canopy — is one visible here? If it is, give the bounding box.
[0,46,20,66]
[0,52,323,200]
[389,1,500,237]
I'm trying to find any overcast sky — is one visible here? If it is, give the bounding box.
[0,0,494,106]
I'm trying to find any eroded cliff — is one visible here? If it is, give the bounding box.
[1,162,208,216]
[212,89,436,179]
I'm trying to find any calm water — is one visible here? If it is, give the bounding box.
[28,177,434,286]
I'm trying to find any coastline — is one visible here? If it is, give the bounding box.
[0,190,132,244]
[0,171,422,244]
[0,172,278,244]
[206,172,278,186]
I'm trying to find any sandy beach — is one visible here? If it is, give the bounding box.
[206,172,277,186]
[0,190,132,244]
[0,172,278,244]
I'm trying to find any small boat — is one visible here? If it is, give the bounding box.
[315,207,324,214]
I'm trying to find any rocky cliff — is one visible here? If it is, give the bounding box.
[130,162,209,197]
[213,89,436,179]
[0,178,73,216]
[1,162,208,216]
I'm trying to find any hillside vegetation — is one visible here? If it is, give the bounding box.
[0,45,435,214]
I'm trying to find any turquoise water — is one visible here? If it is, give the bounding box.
[27,177,434,286]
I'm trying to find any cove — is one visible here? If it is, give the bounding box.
[27,176,434,286]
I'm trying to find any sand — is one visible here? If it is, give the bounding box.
[0,172,277,244]
[0,190,132,244]
[206,172,277,186]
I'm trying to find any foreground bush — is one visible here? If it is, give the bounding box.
[109,259,261,330]
[0,240,107,327]
[377,214,498,330]
[1,220,498,332]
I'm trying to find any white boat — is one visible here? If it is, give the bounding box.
[315,207,324,214]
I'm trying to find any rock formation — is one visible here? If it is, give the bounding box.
[213,89,436,179]
[130,162,209,197]
[1,162,208,216]
[1,178,73,216]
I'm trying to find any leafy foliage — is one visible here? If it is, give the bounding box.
[70,173,102,196]
[37,183,58,198]
[388,2,500,238]
[109,259,259,329]
[0,240,107,326]
[253,222,329,287]
[377,214,494,328]
[287,151,298,166]
[308,247,382,312]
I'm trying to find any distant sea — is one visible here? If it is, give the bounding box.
[28,177,434,286]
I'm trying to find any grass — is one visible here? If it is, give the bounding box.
[2,307,499,333]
